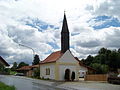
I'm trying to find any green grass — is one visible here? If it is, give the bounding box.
[10,71,17,75]
[0,82,15,90]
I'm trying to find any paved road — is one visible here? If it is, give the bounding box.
[0,75,66,90]
[0,75,120,90]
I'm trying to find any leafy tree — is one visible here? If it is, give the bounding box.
[118,48,120,53]
[11,62,17,71]
[0,63,10,74]
[82,48,120,73]
[84,55,94,66]
[32,54,40,65]
[33,68,40,78]
[90,63,109,74]
[98,48,107,54]
[0,63,5,72]
[17,62,29,69]
[4,68,10,74]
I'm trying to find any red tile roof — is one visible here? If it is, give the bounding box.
[17,66,32,71]
[17,64,39,71]
[0,56,9,66]
[32,65,39,68]
[40,51,63,64]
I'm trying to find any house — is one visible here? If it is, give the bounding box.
[0,56,9,66]
[39,13,95,81]
[17,65,39,77]
[40,50,80,80]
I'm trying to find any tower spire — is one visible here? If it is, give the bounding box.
[61,12,69,33]
[61,12,70,53]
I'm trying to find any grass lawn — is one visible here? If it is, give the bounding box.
[0,82,15,90]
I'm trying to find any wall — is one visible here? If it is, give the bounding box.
[58,64,79,80]
[40,63,55,79]
[26,70,33,77]
[79,66,88,72]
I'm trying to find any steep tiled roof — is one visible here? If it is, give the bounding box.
[0,56,9,66]
[40,51,63,64]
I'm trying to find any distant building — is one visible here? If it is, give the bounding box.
[39,13,95,81]
[17,65,39,77]
[0,56,9,66]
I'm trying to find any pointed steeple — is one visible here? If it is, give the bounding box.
[61,12,70,53]
[61,12,69,33]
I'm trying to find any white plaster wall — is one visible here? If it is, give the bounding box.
[79,66,88,77]
[58,50,78,63]
[59,65,78,80]
[40,64,55,79]
[79,66,88,72]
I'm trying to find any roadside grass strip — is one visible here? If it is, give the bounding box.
[0,82,15,90]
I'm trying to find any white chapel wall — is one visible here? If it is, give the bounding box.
[40,64,55,79]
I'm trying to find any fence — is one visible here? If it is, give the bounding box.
[85,74,108,81]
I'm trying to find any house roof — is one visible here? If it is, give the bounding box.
[40,51,63,64]
[17,66,32,71]
[0,56,9,66]
[17,65,39,71]
[32,65,39,68]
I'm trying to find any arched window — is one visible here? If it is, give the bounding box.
[46,68,50,75]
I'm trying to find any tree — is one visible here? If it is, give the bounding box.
[33,68,40,78]
[90,63,109,74]
[0,63,5,72]
[17,62,29,69]
[98,48,107,54]
[84,55,94,66]
[118,48,120,53]
[32,54,40,65]
[11,62,17,71]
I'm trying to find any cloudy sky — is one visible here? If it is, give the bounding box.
[0,0,120,65]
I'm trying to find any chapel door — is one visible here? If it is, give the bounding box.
[64,69,70,81]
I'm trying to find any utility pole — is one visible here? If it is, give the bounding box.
[19,44,35,61]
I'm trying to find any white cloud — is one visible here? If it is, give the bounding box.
[0,0,120,64]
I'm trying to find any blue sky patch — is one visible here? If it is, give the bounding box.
[23,17,59,31]
[89,16,120,30]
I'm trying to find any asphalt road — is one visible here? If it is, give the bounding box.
[0,75,66,90]
[0,75,120,90]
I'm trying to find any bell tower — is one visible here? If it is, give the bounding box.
[61,12,70,53]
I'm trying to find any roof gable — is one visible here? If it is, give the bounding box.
[57,50,78,63]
